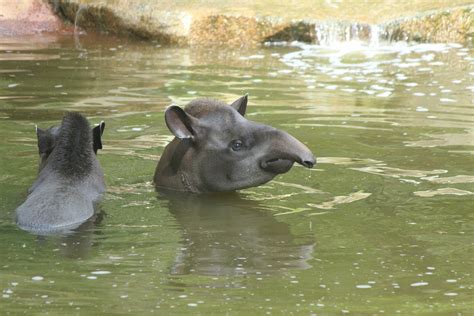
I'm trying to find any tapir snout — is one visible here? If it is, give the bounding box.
[259,128,316,174]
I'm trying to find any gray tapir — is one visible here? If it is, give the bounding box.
[154,95,315,193]
[16,112,106,234]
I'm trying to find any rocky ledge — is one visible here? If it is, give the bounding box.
[2,0,473,46]
[0,0,69,36]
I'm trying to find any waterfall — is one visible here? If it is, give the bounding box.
[314,22,384,47]
[74,4,87,51]
[369,25,380,47]
[74,4,87,37]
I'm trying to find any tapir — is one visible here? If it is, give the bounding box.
[154,95,316,193]
[15,112,106,234]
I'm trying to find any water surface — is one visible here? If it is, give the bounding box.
[0,34,473,315]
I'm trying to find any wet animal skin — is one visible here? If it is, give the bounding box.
[154,95,316,193]
[15,113,106,234]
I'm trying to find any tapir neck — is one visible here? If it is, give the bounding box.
[154,138,203,193]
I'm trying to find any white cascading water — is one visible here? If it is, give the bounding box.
[314,22,382,48]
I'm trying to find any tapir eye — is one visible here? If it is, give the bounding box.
[230,139,243,151]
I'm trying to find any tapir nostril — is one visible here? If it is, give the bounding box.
[303,161,313,168]
[302,157,316,168]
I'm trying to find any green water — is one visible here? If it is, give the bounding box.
[0,34,473,315]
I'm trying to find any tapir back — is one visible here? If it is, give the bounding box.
[15,113,105,234]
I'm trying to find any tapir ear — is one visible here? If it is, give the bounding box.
[92,121,105,154]
[165,106,198,140]
[36,127,55,155]
[229,94,248,116]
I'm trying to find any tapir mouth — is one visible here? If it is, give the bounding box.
[260,156,316,174]
[260,158,295,174]
[257,125,316,175]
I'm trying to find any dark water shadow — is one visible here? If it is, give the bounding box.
[159,191,315,277]
[33,208,106,259]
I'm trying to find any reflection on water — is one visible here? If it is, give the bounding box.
[0,33,472,314]
[162,192,314,276]
[35,210,106,259]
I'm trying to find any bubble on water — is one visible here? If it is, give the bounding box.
[325,85,337,90]
[120,295,128,299]
[444,292,458,296]
[87,276,97,280]
[188,303,198,307]
[7,83,19,88]
[376,91,392,97]
[341,88,356,93]
[397,62,420,68]
[239,55,265,60]
[410,282,428,287]
[91,271,111,275]
[356,285,372,289]
[187,91,197,95]
[117,125,149,132]
[416,106,429,112]
[421,53,435,61]
[440,98,456,103]
[179,295,187,298]
[371,85,393,91]
[405,82,418,87]
[446,279,457,283]
[452,80,462,84]
[413,92,425,96]
[32,276,43,281]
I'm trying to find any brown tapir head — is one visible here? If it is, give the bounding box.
[154,95,316,193]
